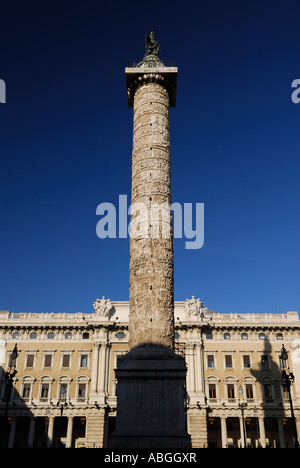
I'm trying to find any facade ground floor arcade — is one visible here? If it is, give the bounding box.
[205,414,297,448]
[1,405,299,448]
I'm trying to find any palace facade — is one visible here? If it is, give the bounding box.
[0,300,299,448]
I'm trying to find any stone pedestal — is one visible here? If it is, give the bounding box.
[108,345,191,448]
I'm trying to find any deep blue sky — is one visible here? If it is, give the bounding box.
[1,0,299,315]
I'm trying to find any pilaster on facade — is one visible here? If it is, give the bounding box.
[85,408,108,448]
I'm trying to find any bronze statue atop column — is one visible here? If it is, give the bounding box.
[145,30,161,56]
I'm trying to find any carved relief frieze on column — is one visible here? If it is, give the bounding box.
[129,82,174,350]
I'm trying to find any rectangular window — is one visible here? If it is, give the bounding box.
[22,384,31,399]
[263,384,273,401]
[26,354,34,368]
[246,384,253,399]
[225,355,233,368]
[241,333,248,340]
[207,355,215,368]
[80,355,88,368]
[41,384,49,399]
[261,355,269,369]
[44,354,52,368]
[208,384,216,399]
[78,384,86,399]
[224,333,230,340]
[206,332,213,339]
[282,385,289,400]
[279,356,289,369]
[59,384,68,399]
[243,355,251,368]
[62,354,70,368]
[227,384,235,399]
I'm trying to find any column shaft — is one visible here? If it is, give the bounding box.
[277,417,286,448]
[258,416,266,448]
[8,417,17,448]
[129,82,174,350]
[27,416,35,448]
[47,416,55,448]
[239,415,246,448]
[220,417,227,448]
[66,416,74,448]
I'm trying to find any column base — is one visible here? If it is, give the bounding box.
[108,344,192,448]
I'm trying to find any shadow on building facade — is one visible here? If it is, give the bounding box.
[0,364,40,448]
[205,334,299,448]
[250,337,295,448]
[0,365,87,448]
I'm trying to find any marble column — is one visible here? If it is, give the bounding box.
[277,417,286,448]
[239,415,246,448]
[66,416,74,448]
[258,416,266,448]
[27,416,35,448]
[8,416,16,448]
[220,417,227,448]
[47,416,55,448]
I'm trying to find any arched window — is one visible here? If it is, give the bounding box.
[206,375,220,402]
[57,376,72,401]
[39,375,54,401]
[224,376,239,401]
[21,376,35,400]
[241,376,256,401]
[261,377,275,402]
[75,376,90,401]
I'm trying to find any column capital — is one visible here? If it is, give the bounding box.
[125,59,177,108]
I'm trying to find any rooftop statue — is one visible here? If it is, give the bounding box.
[93,296,113,318]
[145,30,161,57]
